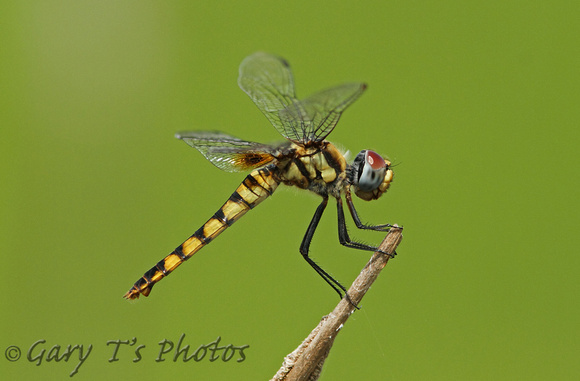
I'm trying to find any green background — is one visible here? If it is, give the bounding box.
[1,1,577,380]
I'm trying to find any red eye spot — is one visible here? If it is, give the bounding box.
[366,151,385,170]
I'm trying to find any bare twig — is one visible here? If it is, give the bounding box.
[271,226,403,381]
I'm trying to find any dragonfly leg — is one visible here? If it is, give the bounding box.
[300,195,358,305]
[345,191,397,231]
[337,196,396,259]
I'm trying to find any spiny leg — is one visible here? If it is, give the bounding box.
[300,195,355,305]
[337,197,396,259]
[345,191,395,231]
[345,191,400,257]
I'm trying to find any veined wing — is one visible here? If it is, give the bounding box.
[176,131,276,172]
[238,52,367,145]
[279,82,367,144]
[238,52,299,141]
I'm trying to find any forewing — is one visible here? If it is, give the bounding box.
[279,82,367,144]
[238,52,306,142]
[176,131,276,172]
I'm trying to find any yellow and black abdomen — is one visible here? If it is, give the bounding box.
[124,165,280,299]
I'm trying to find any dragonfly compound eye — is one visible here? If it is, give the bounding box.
[356,150,387,192]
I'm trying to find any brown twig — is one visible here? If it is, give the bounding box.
[270,226,403,381]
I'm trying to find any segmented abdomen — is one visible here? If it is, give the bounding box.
[124,166,279,299]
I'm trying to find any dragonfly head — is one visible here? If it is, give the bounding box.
[350,150,393,201]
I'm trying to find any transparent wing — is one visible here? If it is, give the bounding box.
[238,52,367,145]
[238,52,301,142]
[279,82,367,143]
[176,131,276,172]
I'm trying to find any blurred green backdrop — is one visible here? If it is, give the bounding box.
[1,1,577,380]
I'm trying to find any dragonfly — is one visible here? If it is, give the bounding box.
[124,52,396,303]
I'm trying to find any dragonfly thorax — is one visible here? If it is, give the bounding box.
[277,141,348,197]
[349,150,393,201]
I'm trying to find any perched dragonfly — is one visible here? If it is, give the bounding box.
[124,52,396,302]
